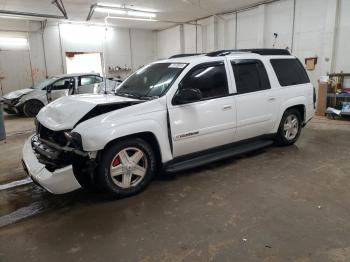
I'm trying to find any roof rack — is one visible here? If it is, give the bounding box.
[206,48,291,57]
[169,53,202,59]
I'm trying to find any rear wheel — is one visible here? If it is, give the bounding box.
[96,138,157,198]
[275,109,302,146]
[23,100,44,117]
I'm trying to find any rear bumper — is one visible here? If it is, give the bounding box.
[22,135,81,194]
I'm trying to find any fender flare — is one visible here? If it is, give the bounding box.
[274,97,307,132]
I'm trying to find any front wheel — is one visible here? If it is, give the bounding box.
[96,138,157,198]
[275,109,302,146]
[23,100,44,117]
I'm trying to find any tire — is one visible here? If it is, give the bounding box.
[96,138,157,198]
[23,100,44,117]
[275,109,302,146]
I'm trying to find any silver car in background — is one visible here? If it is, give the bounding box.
[2,73,118,117]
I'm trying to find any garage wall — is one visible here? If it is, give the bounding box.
[0,20,44,94]
[334,0,350,73]
[156,25,181,59]
[155,0,350,86]
[0,18,155,92]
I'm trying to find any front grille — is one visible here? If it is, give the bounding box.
[31,135,72,171]
[37,122,68,146]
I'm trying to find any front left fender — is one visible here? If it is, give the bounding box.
[74,114,173,163]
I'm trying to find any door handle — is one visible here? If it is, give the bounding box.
[268,97,276,102]
[222,105,232,111]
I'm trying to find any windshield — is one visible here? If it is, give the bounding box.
[115,63,187,99]
[31,77,59,90]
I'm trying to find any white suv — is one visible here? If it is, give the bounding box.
[22,49,315,197]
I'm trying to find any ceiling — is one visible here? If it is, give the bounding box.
[0,0,264,30]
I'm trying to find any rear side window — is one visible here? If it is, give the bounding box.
[231,60,271,94]
[181,62,229,99]
[270,58,310,86]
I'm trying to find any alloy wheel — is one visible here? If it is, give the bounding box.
[283,114,299,141]
[109,147,148,189]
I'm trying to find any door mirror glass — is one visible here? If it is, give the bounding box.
[173,88,202,105]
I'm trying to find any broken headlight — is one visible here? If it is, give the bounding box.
[10,97,21,105]
[64,132,83,150]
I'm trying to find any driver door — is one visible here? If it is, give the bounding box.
[168,61,236,157]
[47,77,75,102]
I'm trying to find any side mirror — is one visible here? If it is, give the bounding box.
[46,86,52,94]
[173,88,202,105]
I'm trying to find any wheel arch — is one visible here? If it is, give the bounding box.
[285,104,305,123]
[102,131,163,169]
[274,97,307,133]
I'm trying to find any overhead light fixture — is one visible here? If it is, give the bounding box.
[127,11,156,18]
[0,37,28,46]
[107,16,158,22]
[87,4,157,20]
[95,7,126,15]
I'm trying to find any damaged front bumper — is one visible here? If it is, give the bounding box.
[2,100,20,114]
[22,135,82,194]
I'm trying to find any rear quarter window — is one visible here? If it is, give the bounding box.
[270,58,310,86]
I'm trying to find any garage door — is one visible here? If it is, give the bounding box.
[0,50,33,95]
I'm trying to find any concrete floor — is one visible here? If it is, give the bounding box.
[0,116,350,261]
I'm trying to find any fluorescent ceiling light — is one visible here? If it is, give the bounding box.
[107,16,158,22]
[94,5,156,18]
[95,7,126,15]
[0,37,28,46]
[127,11,156,18]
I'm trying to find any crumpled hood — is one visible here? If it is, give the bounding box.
[37,94,139,131]
[2,88,34,100]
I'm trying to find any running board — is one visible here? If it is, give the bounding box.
[164,140,274,173]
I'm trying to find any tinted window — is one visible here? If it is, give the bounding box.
[181,63,229,99]
[231,60,270,94]
[270,58,310,86]
[51,78,74,90]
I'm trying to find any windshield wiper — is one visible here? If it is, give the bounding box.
[116,92,140,99]
[117,92,158,101]
[138,96,159,100]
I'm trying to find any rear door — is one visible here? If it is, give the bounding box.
[168,60,236,157]
[230,59,278,140]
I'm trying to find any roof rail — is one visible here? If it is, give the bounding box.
[169,53,202,59]
[206,49,291,57]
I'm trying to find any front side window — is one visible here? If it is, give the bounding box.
[115,63,187,99]
[51,77,74,90]
[180,62,229,99]
[231,60,271,94]
[270,58,310,86]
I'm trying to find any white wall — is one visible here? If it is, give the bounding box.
[155,0,350,86]
[264,0,293,49]
[0,19,155,92]
[334,0,350,73]
[156,25,181,59]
